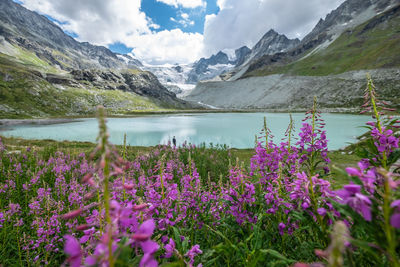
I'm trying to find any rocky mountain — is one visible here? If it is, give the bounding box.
[143,64,195,97]
[0,0,191,118]
[234,46,251,67]
[186,0,400,110]
[116,54,143,69]
[184,29,300,84]
[241,0,400,78]
[187,51,235,84]
[186,68,400,111]
[145,45,249,92]
[144,50,244,95]
[245,30,300,64]
[0,0,127,70]
[141,28,298,92]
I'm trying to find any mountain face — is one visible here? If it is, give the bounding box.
[185,30,300,84]
[0,0,190,117]
[0,0,128,70]
[143,64,195,97]
[234,46,251,67]
[246,29,300,64]
[302,0,394,44]
[241,0,400,78]
[116,54,143,69]
[144,50,242,94]
[186,0,400,111]
[187,51,235,84]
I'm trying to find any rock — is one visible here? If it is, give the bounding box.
[234,46,251,67]
[185,68,400,110]
[0,0,141,70]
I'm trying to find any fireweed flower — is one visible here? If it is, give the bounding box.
[335,185,372,221]
[64,235,82,267]
[345,163,377,194]
[164,238,175,258]
[390,200,400,229]
[139,240,159,267]
[185,244,202,266]
[371,127,399,154]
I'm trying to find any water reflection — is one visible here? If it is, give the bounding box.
[0,113,371,150]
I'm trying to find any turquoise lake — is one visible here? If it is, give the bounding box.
[0,113,371,150]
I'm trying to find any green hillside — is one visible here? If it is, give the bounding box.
[245,6,400,77]
[0,54,168,119]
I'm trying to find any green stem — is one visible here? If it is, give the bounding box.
[367,76,387,169]
[288,114,293,154]
[103,157,113,267]
[309,97,326,234]
[17,225,22,267]
[98,107,114,267]
[160,160,165,200]
[382,173,399,266]
[264,117,269,150]
[122,133,127,201]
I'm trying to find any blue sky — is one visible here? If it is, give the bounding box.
[107,0,220,54]
[141,0,219,35]
[15,0,345,65]
[106,0,218,55]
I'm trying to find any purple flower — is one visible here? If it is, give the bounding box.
[278,222,286,235]
[335,186,372,221]
[133,219,155,241]
[390,200,400,229]
[64,235,82,267]
[185,244,202,266]
[371,127,399,155]
[140,240,159,267]
[317,208,327,216]
[346,167,361,177]
[164,238,175,258]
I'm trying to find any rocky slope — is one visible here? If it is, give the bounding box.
[242,0,400,78]
[186,30,300,84]
[244,30,300,65]
[0,53,192,118]
[186,68,400,110]
[143,28,298,91]
[0,0,129,70]
[186,0,400,110]
[187,51,234,84]
[144,49,245,96]
[0,0,191,117]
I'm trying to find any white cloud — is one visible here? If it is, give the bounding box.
[181,13,189,20]
[126,29,204,65]
[156,0,206,9]
[203,0,346,56]
[17,0,348,65]
[20,0,150,46]
[18,0,204,65]
[170,12,195,28]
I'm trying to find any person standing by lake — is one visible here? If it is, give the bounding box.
[172,136,176,147]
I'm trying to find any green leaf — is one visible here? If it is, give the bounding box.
[160,261,184,267]
[260,249,295,264]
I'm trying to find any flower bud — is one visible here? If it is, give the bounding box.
[62,209,83,220]
[76,224,90,231]
[123,184,134,190]
[133,203,148,211]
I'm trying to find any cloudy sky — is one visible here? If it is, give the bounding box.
[14,0,345,65]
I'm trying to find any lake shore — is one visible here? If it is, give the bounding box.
[0,107,367,126]
[0,112,371,150]
[0,118,80,127]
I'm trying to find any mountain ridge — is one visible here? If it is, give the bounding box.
[0,0,193,118]
[185,0,400,110]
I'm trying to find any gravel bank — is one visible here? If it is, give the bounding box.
[185,68,400,110]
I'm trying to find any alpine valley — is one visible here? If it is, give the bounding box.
[0,0,399,118]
